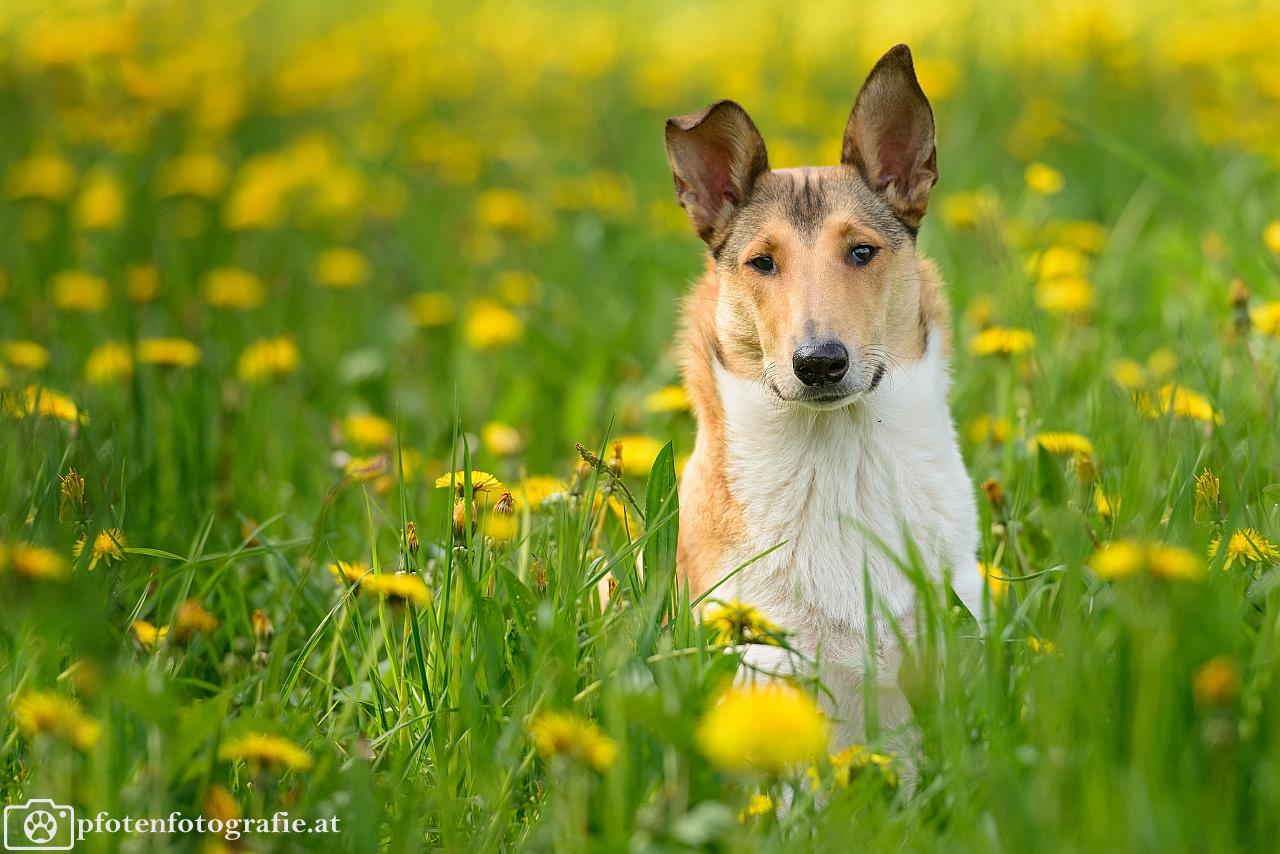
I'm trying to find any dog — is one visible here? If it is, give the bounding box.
[664,44,987,746]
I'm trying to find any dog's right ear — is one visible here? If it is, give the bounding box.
[665,100,769,244]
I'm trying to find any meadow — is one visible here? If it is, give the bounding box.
[3,1,1280,851]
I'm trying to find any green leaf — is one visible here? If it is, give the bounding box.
[1262,484,1280,506]
[643,441,680,589]
[1037,444,1068,506]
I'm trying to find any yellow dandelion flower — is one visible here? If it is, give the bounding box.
[939,190,999,229]
[360,572,431,606]
[5,154,76,201]
[344,455,389,481]
[237,336,300,383]
[1146,348,1178,379]
[1110,358,1146,390]
[464,298,523,350]
[829,744,876,788]
[1250,301,1280,337]
[1030,431,1094,457]
[202,268,264,310]
[156,153,229,199]
[1264,221,1280,255]
[702,600,783,646]
[1209,528,1280,569]
[481,513,519,541]
[645,385,691,413]
[51,271,110,313]
[528,710,618,771]
[481,422,521,456]
[1136,384,1220,424]
[1094,487,1119,518]
[1024,162,1065,195]
[3,340,51,370]
[126,264,162,304]
[9,543,68,580]
[1090,540,1143,580]
[970,326,1036,356]
[219,733,313,772]
[497,271,540,306]
[616,435,665,476]
[315,247,369,288]
[11,690,102,750]
[979,562,1008,602]
[73,528,128,571]
[73,170,125,231]
[742,794,774,820]
[410,292,454,327]
[343,413,394,449]
[1194,469,1219,521]
[697,685,827,774]
[203,784,241,825]
[1026,637,1057,655]
[130,620,168,651]
[1046,220,1106,253]
[1147,544,1205,581]
[518,475,569,509]
[1037,246,1089,281]
[328,560,370,586]
[4,386,81,423]
[435,470,504,495]
[477,189,532,232]
[1034,277,1094,314]
[136,337,202,368]
[1193,656,1240,707]
[85,342,133,384]
[173,599,219,642]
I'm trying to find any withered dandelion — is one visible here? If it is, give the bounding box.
[1194,469,1220,521]
[58,469,84,522]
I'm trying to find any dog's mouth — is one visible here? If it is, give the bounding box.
[766,360,887,409]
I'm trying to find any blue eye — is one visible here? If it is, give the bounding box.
[849,245,877,265]
[749,255,776,273]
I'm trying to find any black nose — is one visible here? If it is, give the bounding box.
[792,339,849,387]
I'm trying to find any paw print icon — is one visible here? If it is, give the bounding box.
[3,800,74,850]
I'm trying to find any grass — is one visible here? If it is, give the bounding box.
[2,0,1280,851]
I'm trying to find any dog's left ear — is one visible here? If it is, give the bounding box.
[841,44,937,229]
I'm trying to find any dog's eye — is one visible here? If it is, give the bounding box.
[748,255,776,274]
[849,244,877,266]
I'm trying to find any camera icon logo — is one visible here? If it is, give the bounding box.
[3,800,74,850]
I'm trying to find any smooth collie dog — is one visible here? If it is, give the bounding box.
[665,44,986,745]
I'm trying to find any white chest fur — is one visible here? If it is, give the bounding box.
[713,336,981,669]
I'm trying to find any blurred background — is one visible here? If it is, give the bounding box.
[4,1,1280,850]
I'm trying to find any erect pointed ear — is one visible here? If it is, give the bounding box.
[665,100,769,244]
[841,44,938,229]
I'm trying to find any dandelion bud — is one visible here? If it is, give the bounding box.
[982,478,1004,511]
[606,576,618,599]
[495,491,515,516]
[1075,453,1096,484]
[531,558,547,592]
[1230,278,1252,330]
[405,521,419,557]
[1194,468,1220,522]
[608,442,624,479]
[251,609,274,643]
[453,499,477,538]
[58,469,84,523]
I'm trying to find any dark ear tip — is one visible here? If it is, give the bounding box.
[876,43,916,73]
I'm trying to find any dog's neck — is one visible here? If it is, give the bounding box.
[703,311,976,650]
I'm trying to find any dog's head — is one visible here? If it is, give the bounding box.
[666,44,938,409]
